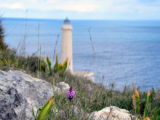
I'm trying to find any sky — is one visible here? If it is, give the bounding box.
[0,0,160,20]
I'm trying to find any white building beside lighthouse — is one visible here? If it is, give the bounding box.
[61,18,94,82]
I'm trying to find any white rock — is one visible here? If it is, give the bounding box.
[54,86,61,95]
[0,70,54,120]
[56,82,70,94]
[89,106,134,120]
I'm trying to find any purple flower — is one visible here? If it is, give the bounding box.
[66,87,76,101]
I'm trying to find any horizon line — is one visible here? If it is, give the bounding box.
[1,17,160,21]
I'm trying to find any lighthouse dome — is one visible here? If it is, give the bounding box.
[64,17,70,24]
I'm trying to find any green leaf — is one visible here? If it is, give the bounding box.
[63,59,68,71]
[46,55,51,67]
[32,106,36,119]
[53,54,59,73]
[41,56,46,65]
[46,55,52,74]
[157,108,160,115]
[36,96,54,120]
[58,63,63,71]
[152,108,160,120]
[143,91,151,118]
[53,63,58,73]
[41,64,46,73]
[135,96,140,114]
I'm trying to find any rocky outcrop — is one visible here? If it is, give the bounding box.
[89,106,135,120]
[0,70,55,120]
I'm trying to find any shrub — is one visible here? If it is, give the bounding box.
[41,54,68,76]
[0,18,8,51]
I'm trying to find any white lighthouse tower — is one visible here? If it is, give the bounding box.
[60,18,94,82]
[61,18,73,71]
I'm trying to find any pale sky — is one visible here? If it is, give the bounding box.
[0,0,160,20]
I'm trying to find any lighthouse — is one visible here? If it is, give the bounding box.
[60,18,94,82]
[61,18,73,71]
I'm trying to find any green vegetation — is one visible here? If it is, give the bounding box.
[0,18,8,51]
[132,83,160,120]
[41,54,68,76]
[0,19,160,120]
[36,96,54,120]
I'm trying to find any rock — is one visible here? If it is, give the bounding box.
[56,82,70,94]
[0,70,54,120]
[54,86,61,95]
[85,84,92,91]
[89,106,134,120]
[0,87,26,120]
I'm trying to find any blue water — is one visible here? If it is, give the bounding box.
[2,18,160,90]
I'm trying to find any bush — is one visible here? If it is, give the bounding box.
[0,18,8,51]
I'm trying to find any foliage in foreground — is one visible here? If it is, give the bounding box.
[35,96,54,120]
[132,83,160,120]
[0,49,160,120]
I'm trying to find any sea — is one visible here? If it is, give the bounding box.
[2,18,160,91]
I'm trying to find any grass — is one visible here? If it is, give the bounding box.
[1,48,160,119]
[0,18,160,120]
